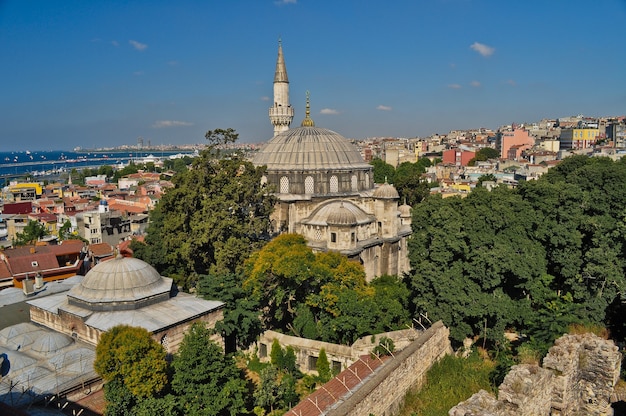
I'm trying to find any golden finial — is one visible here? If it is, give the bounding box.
[300,90,315,127]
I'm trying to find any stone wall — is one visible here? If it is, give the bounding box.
[327,321,452,416]
[449,333,622,416]
[257,327,424,375]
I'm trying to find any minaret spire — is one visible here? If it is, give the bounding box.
[269,39,294,136]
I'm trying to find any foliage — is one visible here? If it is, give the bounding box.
[397,351,495,416]
[476,173,496,186]
[14,220,49,246]
[198,271,262,352]
[406,155,626,351]
[468,147,500,166]
[316,348,332,383]
[370,158,395,184]
[371,336,395,357]
[134,128,275,289]
[94,325,168,399]
[57,219,73,241]
[171,322,250,416]
[244,234,410,345]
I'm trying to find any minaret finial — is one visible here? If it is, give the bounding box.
[300,90,315,127]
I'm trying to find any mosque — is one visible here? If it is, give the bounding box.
[252,42,412,281]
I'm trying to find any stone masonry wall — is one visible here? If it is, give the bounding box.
[449,333,622,416]
[327,321,452,416]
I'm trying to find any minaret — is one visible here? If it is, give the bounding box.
[269,39,294,136]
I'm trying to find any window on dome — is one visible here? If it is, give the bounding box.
[305,176,314,194]
[280,176,290,193]
[330,175,338,193]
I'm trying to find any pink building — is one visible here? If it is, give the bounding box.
[497,128,535,160]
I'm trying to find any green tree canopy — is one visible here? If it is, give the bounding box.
[133,128,275,289]
[171,322,249,416]
[94,325,168,399]
[14,220,49,246]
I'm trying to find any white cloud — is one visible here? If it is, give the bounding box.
[152,120,194,128]
[447,84,462,89]
[470,80,481,87]
[470,42,494,57]
[133,71,144,76]
[275,0,296,4]
[320,108,339,115]
[129,40,148,51]
[260,96,270,101]
[167,60,178,66]
[111,40,119,47]
[376,105,392,111]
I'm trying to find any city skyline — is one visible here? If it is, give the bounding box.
[1,0,625,151]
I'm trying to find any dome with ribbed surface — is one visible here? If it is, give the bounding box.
[373,183,400,199]
[399,203,412,217]
[253,126,371,171]
[302,201,374,227]
[326,203,358,226]
[68,255,172,311]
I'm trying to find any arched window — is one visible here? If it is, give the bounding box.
[330,175,338,193]
[305,176,314,194]
[280,176,290,194]
[260,175,268,185]
[351,175,358,192]
[161,334,169,352]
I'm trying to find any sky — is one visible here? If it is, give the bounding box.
[1,0,625,151]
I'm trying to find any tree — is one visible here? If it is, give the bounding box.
[316,348,332,383]
[468,147,499,166]
[171,322,250,416]
[134,128,275,289]
[14,220,49,246]
[369,158,395,184]
[58,219,73,241]
[198,272,262,353]
[94,325,168,400]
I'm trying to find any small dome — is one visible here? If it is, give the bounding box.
[326,203,358,226]
[253,126,371,171]
[68,256,172,310]
[302,201,375,227]
[373,183,400,199]
[399,203,412,217]
[31,332,73,354]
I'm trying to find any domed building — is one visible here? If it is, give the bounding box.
[254,44,411,280]
[27,255,224,353]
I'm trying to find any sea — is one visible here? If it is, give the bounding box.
[0,149,194,186]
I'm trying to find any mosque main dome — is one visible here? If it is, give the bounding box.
[67,255,173,311]
[252,126,371,171]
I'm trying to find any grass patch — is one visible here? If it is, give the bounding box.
[397,350,495,416]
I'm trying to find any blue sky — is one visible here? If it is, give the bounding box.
[1,0,625,151]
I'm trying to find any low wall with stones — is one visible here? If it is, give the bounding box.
[449,333,622,416]
[327,321,452,416]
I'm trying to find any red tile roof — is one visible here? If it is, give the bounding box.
[88,242,114,257]
[288,354,391,416]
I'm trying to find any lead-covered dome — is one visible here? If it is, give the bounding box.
[373,183,400,199]
[67,255,173,311]
[253,126,371,171]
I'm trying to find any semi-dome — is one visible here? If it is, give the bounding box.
[252,126,371,171]
[326,203,358,226]
[67,255,173,311]
[373,183,400,199]
[302,201,375,227]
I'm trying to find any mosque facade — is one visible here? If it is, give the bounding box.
[252,43,412,281]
